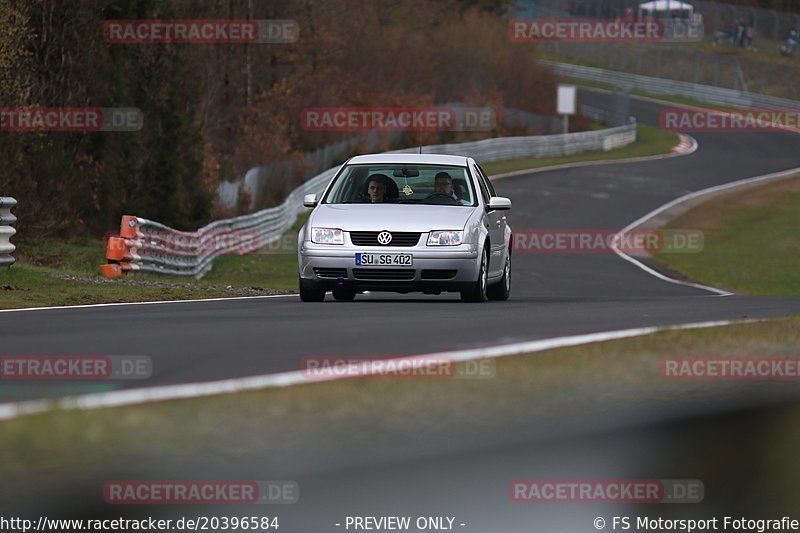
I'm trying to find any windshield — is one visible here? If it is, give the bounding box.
[323,164,476,206]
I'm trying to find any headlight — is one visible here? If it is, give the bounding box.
[311,227,344,245]
[427,230,463,246]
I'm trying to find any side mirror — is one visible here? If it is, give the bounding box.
[303,194,318,208]
[487,197,511,210]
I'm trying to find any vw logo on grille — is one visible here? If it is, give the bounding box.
[377,231,393,245]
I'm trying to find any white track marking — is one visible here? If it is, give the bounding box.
[611,166,800,296]
[0,318,762,421]
[0,293,297,314]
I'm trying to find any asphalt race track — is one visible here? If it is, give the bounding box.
[0,89,798,403]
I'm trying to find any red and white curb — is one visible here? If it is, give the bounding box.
[671,134,696,153]
[490,133,698,181]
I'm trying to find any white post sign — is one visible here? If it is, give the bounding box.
[557,84,577,133]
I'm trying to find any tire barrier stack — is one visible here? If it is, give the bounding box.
[0,197,16,270]
[99,215,142,278]
[100,123,638,279]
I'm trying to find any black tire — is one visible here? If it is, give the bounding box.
[332,287,356,301]
[299,277,325,302]
[487,251,511,301]
[461,248,488,302]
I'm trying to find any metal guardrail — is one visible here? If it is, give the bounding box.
[218,106,576,211]
[388,121,637,161]
[102,167,338,278]
[101,121,637,279]
[543,60,800,110]
[0,197,17,270]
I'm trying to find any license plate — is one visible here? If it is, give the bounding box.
[355,253,413,266]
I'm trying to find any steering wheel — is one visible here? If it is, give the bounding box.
[423,192,457,204]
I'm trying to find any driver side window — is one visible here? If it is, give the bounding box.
[476,164,496,197]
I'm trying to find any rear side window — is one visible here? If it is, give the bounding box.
[473,164,491,203]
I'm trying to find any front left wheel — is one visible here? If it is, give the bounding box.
[332,287,356,301]
[487,251,511,301]
[461,248,488,302]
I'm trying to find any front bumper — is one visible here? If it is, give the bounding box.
[299,242,479,292]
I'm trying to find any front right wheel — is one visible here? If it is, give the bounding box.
[461,248,488,302]
[299,276,326,302]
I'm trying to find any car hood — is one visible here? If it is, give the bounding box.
[311,204,475,232]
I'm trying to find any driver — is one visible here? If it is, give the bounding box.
[365,174,390,203]
[434,172,464,205]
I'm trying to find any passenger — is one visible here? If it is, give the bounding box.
[434,172,464,205]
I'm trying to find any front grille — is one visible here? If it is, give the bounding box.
[352,268,415,280]
[350,231,421,247]
[314,268,347,279]
[420,269,457,280]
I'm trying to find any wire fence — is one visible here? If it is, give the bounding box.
[532,0,800,43]
[544,60,800,109]
[541,40,800,99]
[526,0,800,101]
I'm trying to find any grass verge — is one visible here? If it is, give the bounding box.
[0,266,265,309]
[654,175,800,295]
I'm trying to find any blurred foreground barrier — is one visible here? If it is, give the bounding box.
[0,197,16,270]
[101,123,637,279]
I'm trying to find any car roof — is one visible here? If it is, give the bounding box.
[345,153,471,166]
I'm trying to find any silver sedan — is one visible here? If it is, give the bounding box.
[297,154,512,302]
